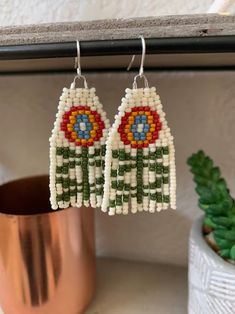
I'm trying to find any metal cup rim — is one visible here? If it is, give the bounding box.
[0,175,69,217]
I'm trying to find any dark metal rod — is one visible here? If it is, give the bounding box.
[1,65,235,76]
[1,36,235,60]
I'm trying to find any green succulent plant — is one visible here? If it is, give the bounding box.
[187,150,235,261]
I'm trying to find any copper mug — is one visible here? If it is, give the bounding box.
[0,176,95,314]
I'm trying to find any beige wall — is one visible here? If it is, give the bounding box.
[1,71,235,266]
[0,0,215,26]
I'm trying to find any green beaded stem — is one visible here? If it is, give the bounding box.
[115,149,126,207]
[148,149,157,208]
[100,145,106,196]
[142,149,149,202]
[156,147,163,204]
[162,145,170,204]
[136,148,143,204]
[82,147,89,201]
[88,148,95,199]
[109,149,118,209]
[69,148,76,203]
[123,150,131,206]
[94,146,103,198]
[101,145,106,172]
[56,147,65,205]
[75,147,83,205]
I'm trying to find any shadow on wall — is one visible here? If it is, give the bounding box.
[95,209,192,267]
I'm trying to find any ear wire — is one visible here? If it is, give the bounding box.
[127,36,149,89]
[71,40,88,89]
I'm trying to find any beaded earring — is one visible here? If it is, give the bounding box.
[49,41,110,210]
[101,36,176,215]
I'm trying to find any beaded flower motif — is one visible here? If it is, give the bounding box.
[61,106,105,147]
[118,107,161,148]
[102,87,176,215]
[49,87,110,210]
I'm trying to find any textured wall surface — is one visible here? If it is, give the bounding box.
[1,72,235,266]
[0,0,214,26]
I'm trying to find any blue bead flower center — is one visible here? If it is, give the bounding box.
[73,114,92,139]
[131,115,150,141]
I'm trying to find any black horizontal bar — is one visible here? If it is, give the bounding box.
[1,36,235,60]
[1,65,235,76]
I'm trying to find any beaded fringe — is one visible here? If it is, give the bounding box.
[101,87,176,215]
[49,87,110,210]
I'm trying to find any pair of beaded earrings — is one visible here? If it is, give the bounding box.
[49,37,176,215]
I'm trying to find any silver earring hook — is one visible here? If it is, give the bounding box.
[127,36,146,76]
[127,55,135,71]
[76,40,81,76]
[139,35,146,77]
[71,40,88,89]
[127,36,149,89]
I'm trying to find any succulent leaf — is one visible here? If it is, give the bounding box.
[187,150,235,261]
[224,230,235,242]
[230,245,235,260]
[212,217,232,228]
[214,229,228,239]
[211,167,221,181]
[203,217,217,229]
[220,249,231,258]
[214,238,234,250]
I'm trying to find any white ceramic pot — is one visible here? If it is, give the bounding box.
[188,216,235,314]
